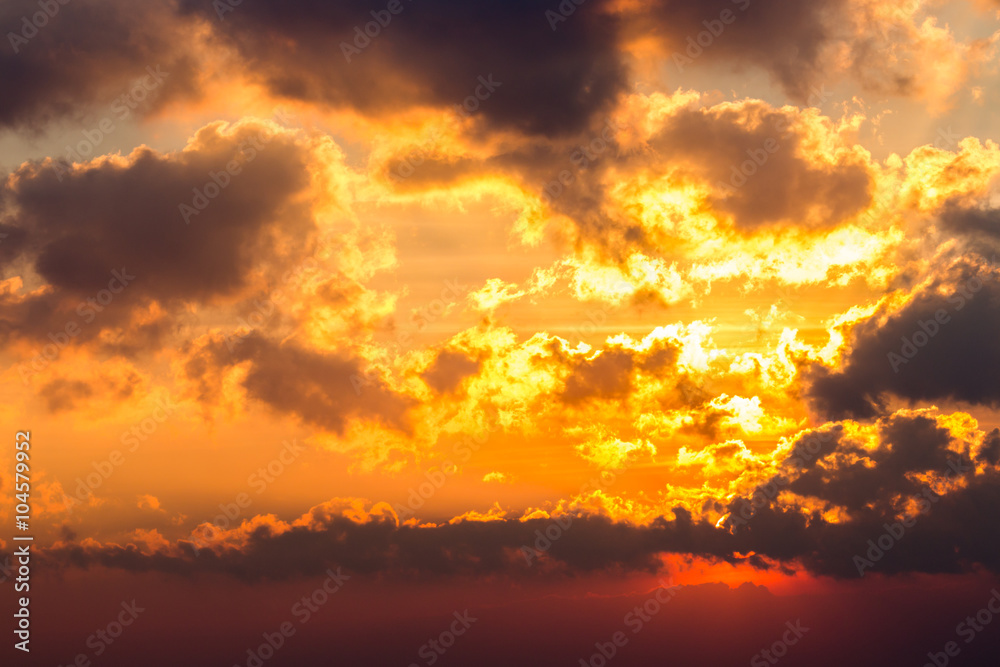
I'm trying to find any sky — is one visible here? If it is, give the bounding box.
[2,0,1000,665]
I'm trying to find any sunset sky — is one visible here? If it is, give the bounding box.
[3,0,1000,665]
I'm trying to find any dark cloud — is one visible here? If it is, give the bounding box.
[405,99,872,270]
[422,349,480,394]
[731,468,1000,579]
[24,412,1000,581]
[636,0,846,101]
[979,428,1000,466]
[179,0,627,137]
[940,203,1000,239]
[546,334,680,404]
[561,348,635,403]
[184,332,414,435]
[176,0,867,135]
[721,411,1000,578]
[785,413,970,514]
[806,260,1000,420]
[0,0,199,130]
[37,368,139,412]
[38,377,92,412]
[32,505,732,581]
[0,222,28,264]
[0,0,953,142]
[0,120,316,349]
[649,104,872,230]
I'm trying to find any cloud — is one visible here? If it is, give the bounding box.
[473,93,888,302]
[178,0,627,137]
[980,428,1000,465]
[783,413,971,514]
[676,439,766,476]
[422,349,481,394]
[632,0,985,109]
[183,332,414,435]
[23,410,1000,580]
[940,202,1000,240]
[575,435,656,470]
[723,410,1000,577]
[633,0,844,100]
[0,0,199,129]
[0,0,979,139]
[0,119,318,351]
[38,377,93,413]
[30,499,724,580]
[806,256,1000,419]
[647,102,872,231]
[550,328,681,404]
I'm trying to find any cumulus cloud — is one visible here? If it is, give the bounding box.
[722,410,1000,577]
[183,332,414,435]
[648,103,872,231]
[464,93,887,303]
[807,256,1000,419]
[0,118,317,351]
